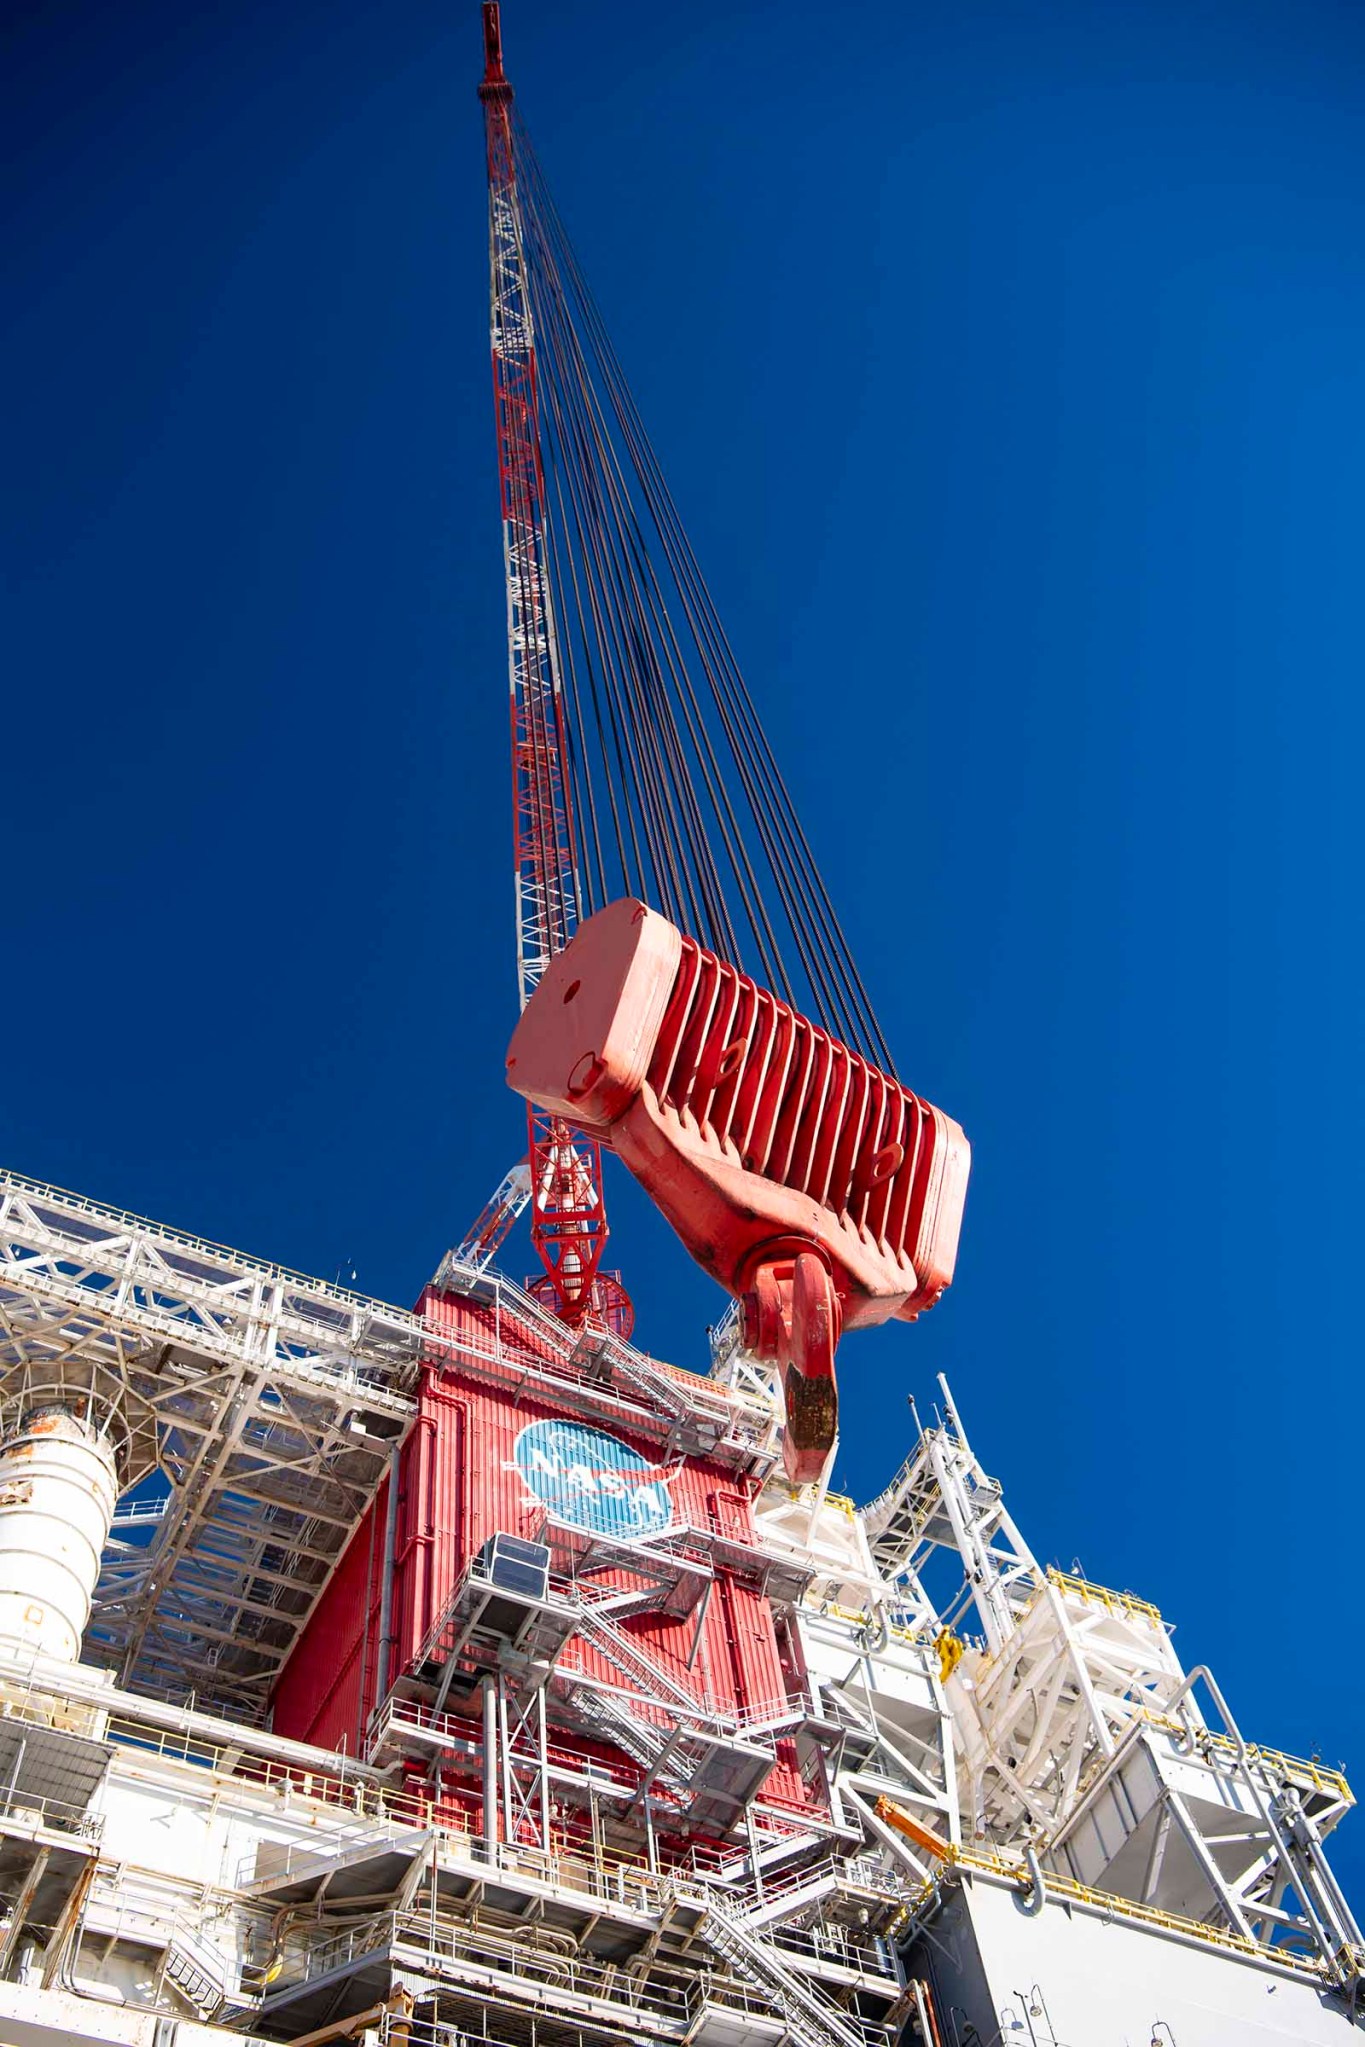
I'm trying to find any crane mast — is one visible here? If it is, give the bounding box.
[480,4,573,999]
[479,2,611,1328]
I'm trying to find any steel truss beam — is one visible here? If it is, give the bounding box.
[0,1170,773,1720]
[0,1171,420,1716]
[858,1373,1363,1993]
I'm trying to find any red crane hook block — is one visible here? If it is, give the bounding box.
[505,899,970,1485]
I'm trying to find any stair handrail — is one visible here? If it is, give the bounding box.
[693,1888,878,2047]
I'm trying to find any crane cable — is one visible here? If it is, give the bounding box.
[501,110,897,1078]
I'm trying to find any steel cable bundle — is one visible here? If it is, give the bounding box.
[499,111,896,1078]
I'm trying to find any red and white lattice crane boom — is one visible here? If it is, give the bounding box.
[478,3,615,1332]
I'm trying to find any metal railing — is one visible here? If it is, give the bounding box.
[81,1870,253,2020]
[0,1168,774,1458]
[906,1843,1333,1984]
[110,1498,169,1529]
[707,1298,744,1374]
[423,1246,773,1460]
[0,1170,400,1317]
[1203,1729,1353,1806]
[234,1813,430,1893]
[1076,1704,1354,1809]
[105,1711,435,1833]
[690,1890,882,2047]
[766,1913,901,1983]
[376,1892,886,2047]
[367,1693,642,1796]
[0,1784,103,1841]
[268,1898,718,2028]
[1045,1567,1163,1625]
[161,1911,240,2018]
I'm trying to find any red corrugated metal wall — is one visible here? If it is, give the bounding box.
[273,1289,819,1818]
[272,1471,388,1752]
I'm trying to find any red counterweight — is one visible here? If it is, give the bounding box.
[506,900,970,1484]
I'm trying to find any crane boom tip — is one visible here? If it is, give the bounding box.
[482,4,507,88]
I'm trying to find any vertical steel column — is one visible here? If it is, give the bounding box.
[498,1678,515,1845]
[744,1806,766,1905]
[481,1675,499,1858]
[374,1445,402,1707]
[535,1688,551,1850]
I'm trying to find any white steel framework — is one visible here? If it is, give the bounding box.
[0,1170,773,1720]
[858,1375,1365,2007]
[0,1173,1355,2044]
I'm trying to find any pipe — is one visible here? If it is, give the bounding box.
[1021,1845,1045,1917]
[536,1686,551,1849]
[911,1979,946,2047]
[744,1806,766,1904]
[498,1679,514,1844]
[482,1673,499,1857]
[373,1445,402,1706]
[858,1599,890,1654]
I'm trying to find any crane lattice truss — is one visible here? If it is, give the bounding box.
[482,34,576,1005]
[448,1161,531,1274]
[0,1172,416,1714]
[481,8,608,1325]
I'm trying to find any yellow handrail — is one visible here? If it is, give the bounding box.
[948,1846,1328,1980]
[1046,1567,1163,1624]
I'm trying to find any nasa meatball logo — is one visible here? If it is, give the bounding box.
[513,1419,674,1538]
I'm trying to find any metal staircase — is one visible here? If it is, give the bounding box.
[559,1602,714,1792]
[693,1891,872,2047]
[574,1605,705,1713]
[162,1917,236,2022]
[742,1865,839,1930]
[557,1609,779,1831]
[560,1683,690,1788]
[601,1343,694,1420]
[860,1445,946,1582]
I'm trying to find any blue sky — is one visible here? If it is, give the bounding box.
[7,0,1365,1888]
